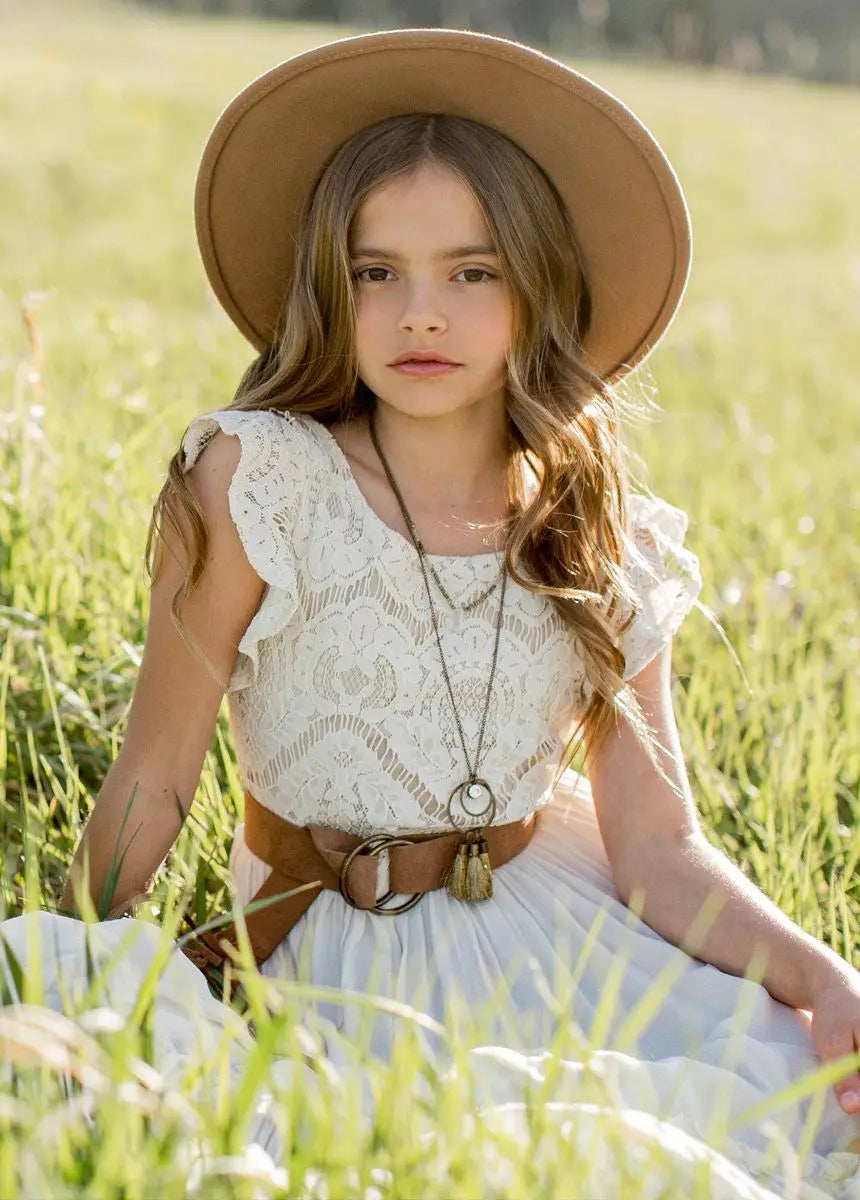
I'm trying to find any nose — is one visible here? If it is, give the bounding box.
[397,285,448,335]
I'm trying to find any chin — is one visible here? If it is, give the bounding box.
[372,393,482,421]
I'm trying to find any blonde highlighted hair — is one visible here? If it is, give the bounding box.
[146,112,687,801]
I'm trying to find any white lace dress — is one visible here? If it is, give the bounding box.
[3,407,858,1198]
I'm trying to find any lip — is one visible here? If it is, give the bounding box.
[390,361,461,376]
[390,350,460,365]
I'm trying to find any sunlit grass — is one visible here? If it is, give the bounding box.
[1,0,859,1194]
[7,875,854,1197]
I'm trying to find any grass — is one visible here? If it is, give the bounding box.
[0,0,859,1195]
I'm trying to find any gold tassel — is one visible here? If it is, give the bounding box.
[443,837,470,898]
[444,831,493,900]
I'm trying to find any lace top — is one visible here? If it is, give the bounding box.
[180,408,703,837]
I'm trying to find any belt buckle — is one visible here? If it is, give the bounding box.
[338,832,425,913]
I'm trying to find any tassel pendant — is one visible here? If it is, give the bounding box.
[444,829,493,901]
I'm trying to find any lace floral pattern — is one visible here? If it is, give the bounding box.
[180,407,702,837]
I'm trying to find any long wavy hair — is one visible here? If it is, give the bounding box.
[146,112,688,802]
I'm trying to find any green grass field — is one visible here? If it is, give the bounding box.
[1,0,858,1194]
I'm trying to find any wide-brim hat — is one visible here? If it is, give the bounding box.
[194,27,692,385]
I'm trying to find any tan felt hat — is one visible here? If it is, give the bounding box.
[194,27,693,385]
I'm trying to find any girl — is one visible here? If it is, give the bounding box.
[4,27,859,1196]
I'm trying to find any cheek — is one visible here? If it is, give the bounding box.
[354,293,388,333]
[479,285,513,326]
[353,302,379,349]
[482,295,515,350]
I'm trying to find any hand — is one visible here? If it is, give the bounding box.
[807,964,860,1117]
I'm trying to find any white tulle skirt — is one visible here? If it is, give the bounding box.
[2,771,858,1197]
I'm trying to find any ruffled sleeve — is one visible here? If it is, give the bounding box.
[179,407,307,692]
[612,491,703,681]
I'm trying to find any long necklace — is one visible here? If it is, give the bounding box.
[367,413,505,613]
[368,406,507,900]
[429,556,505,612]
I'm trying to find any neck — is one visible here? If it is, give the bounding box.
[367,397,512,511]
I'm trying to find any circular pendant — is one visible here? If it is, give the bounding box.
[447,777,497,829]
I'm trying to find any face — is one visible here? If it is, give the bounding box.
[348,162,514,421]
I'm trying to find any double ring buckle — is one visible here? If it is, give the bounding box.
[338,833,425,913]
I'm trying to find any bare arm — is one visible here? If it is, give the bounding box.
[589,643,854,1010]
[59,430,266,919]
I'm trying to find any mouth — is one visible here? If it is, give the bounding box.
[390,360,461,375]
[390,351,461,366]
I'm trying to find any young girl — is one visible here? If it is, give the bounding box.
[4,27,859,1195]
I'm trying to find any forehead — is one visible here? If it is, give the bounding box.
[349,164,492,248]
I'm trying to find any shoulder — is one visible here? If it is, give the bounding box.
[625,490,691,548]
[180,406,324,475]
[178,407,338,524]
[176,406,331,587]
[621,490,699,584]
[612,489,703,680]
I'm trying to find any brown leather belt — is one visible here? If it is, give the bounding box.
[181,789,540,974]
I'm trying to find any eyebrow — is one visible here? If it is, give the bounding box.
[349,244,498,260]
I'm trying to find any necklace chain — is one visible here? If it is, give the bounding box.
[427,556,504,612]
[368,407,507,781]
[366,413,505,613]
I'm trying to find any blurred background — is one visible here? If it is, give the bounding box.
[135,0,860,87]
[1,0,857,949]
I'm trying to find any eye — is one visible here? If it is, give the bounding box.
[453,268,497,283]
[352,266,393,283]
[351,265,497,284]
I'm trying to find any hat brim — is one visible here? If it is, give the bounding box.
[194,27,692,384]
